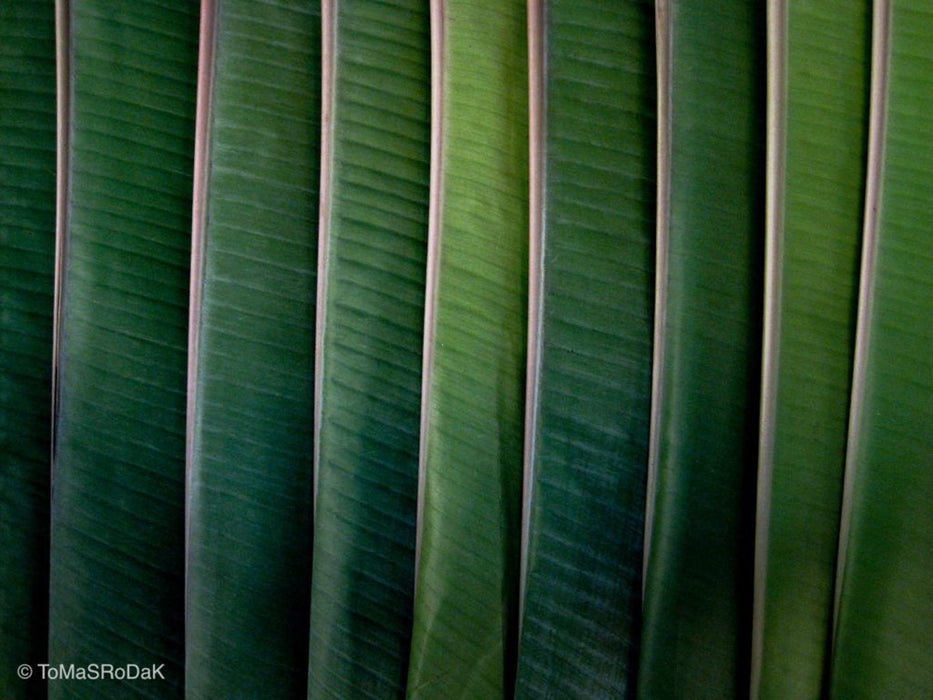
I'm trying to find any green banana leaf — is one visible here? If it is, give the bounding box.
[406,0,528,696]
[830,2,933,696]
[48,1,199,697]
[308,0,429,696]
[639,1,765,697]
[185,0,319,697]
[0,1,55,697]
[752,2,869,697]
[516,0,654,697]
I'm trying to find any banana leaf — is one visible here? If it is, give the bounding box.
[48,1,199,697]
[308,0,430,696]
[830,2,933,695]
[185,0,320,696]
[516,1,654,697]
[639,1,765,696]
[0,1,55,697]
[405,0,528,696]
[751,2,869,697]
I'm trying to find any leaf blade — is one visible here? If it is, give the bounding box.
[308,0,430,695]
[406,0,528,695]
[639,1,766,696]
[516,0,655,696]
[48,1,200,696]
[184,0,321,696]
[830,2,933,695]
[753,1,869,696]
[0,1,56,696]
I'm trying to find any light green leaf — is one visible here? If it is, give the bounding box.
[752,2,869,697]
[185,0,320,696]
[639,1,765,696]
[0,1,55,697]
[48,1,199,696]
[516,0,654,696]
[308,0,430,696]
[830,2,933,696]
[406,0,528,696]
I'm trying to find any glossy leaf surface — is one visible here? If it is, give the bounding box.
[406,0,528,696]
[639,1,765,696]
[516,0,654,697]
[48,1,199,696]
[0,1,55,697]
[185,0,320,697]
[830,2,933,696]
[308,0,430,697]
[754,2,869,697]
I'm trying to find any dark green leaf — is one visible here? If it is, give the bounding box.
[830,2,933,695]
[0,1,56,697]
[48,1,199,697]
[308,0,430,696]
[639,1,765,696]
[516,0,655,697]
[185,0,320,696]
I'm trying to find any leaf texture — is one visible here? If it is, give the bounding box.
[516,0,655,697]
[308,0,430,696]
[48,1,199,697]
[753,2,869,697]
[639,1,765,697]
[405,0,528,696]
[830,2,933,696]
[0,1,55,697]
[184,0,320,697]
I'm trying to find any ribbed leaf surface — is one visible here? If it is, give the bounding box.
[48,1,199,697]
[185,1,320,697]
[639,1,765,697]
[308,0,429,696]
[516,1,654,697]
[830,3,933,696]
[754,3,869,697]
[406,0,528,696]
[0,1,55,697]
